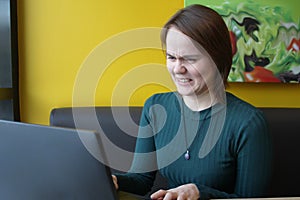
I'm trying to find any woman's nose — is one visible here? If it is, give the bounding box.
[173,59,187,74]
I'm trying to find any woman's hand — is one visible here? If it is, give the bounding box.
[150,183,199,200]
[111,175,119,190]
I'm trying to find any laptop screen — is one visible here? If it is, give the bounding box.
[0,120,118,200]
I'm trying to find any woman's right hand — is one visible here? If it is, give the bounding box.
[112,175,119,190]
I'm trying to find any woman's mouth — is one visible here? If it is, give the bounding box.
[177,78,192,83]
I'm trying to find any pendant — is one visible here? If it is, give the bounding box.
[184,150,190,160]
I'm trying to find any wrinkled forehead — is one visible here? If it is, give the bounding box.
[165,27,207,57]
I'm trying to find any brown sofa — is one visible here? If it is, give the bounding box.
[50,106,300,197]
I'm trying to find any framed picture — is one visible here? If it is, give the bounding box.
[185,0,300,83]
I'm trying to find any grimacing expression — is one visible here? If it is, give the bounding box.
[166,27,218,97]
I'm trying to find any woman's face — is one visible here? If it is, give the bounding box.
[166,27,217,97]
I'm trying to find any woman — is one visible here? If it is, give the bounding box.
[113,4,272,200]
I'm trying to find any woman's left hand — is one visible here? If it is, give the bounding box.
[150,183,200,200]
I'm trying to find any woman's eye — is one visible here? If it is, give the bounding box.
[187,59,196,62]
[167,55,176,61]
[186,58,197,63]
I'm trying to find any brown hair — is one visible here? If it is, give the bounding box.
[161,4,232,85]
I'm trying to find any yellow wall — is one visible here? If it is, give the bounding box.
[18,0,300,125]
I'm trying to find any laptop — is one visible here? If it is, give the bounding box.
[0,119,120,200]
[0,120,152,200]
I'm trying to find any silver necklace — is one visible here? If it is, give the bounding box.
[181,97,207,160]
[181,99,190,160]
[183,124,190,160]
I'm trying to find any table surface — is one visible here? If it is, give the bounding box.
[212,198,300,200]
[118,191,300,200]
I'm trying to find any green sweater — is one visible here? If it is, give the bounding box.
[116,92,272,199]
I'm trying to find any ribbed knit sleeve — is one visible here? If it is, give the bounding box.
[195,107,272,199]
[115,96,158,195]
[233,108,272,197]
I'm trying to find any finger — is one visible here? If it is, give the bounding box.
[177,195,185,200]
[163,192,175,200]
[150,189,167,199]
[111,175,118,190]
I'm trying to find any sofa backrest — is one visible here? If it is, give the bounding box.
[260,108,300,197]
[49,106,300,197]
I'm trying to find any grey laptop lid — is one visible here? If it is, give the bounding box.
[0,120,118,200]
